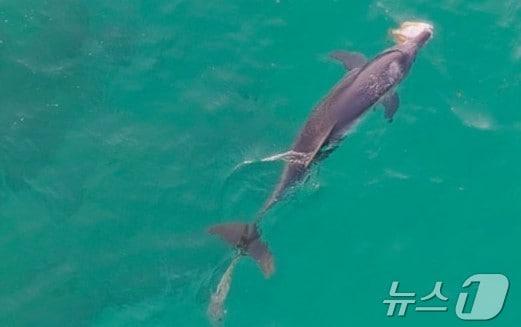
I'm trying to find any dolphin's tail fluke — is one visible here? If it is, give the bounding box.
[207,222,274,322]
[209,222,274,277]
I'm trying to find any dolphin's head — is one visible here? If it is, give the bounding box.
[391,21,434,47]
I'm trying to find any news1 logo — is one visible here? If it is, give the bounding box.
[383,274,509,320]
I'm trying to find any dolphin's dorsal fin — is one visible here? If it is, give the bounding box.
[330,50,368,70]
[381,92,400,122]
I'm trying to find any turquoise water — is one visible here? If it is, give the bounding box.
[1,1,520,326]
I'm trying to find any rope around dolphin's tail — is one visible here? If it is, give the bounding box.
[207,253,242,322]
[229,150,312,175]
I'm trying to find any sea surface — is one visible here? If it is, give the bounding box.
[1,1,520,326]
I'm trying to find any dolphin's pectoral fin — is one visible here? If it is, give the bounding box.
[382,92,400,122]
[330,50,368,70]
[316,140,340,162]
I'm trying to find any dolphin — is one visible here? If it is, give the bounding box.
[207,21,434,319]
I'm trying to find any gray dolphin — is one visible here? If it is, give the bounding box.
[209,22,434,282]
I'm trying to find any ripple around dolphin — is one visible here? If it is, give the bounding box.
[219,150,321,220]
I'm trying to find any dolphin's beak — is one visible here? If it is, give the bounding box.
[391,21,434,45]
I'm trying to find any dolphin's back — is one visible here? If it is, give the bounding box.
[260,71,362,212]
[293,70,360,154]
[264,49,412,211]
[332,50,407,128]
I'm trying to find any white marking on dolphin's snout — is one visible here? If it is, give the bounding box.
[391,21,434,44]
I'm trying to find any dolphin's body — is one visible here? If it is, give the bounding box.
[208,23,433,314]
